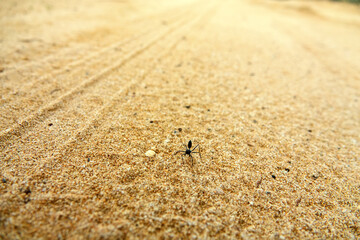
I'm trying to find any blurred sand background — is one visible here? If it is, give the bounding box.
[1,0,360,239]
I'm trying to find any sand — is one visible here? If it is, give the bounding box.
[1,0,360,239]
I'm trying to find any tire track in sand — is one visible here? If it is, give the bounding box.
[0,4,203,145]
[0,1,205,129]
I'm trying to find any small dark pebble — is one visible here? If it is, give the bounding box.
[185,105,191,109]
[207,109,210,112]
[24,187,31,195]
[87,158,90,162]
[48,123,53,126]
[308,129,312,133]
[150,120,154,123]
[271,175,276,179]
[288,161,291,164]
[266,191,271,195]
[208,128,211,131]
[134,113,137,116]
[253,120,257,124]
[24,197,31,204]
[2,178,6,183]
[312,175,319,180]
[178,128,182,132]
[262,106,266,110]
[285,168,290,172]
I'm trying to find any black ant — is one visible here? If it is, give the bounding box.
[174,140,201,166]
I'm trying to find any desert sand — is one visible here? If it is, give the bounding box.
[1,0,360,239]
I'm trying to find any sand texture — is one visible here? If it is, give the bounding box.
[1,0,360,239]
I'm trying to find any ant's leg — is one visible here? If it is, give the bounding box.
[192,146,201,159]
[190,155,194,166]
[174,151,185,155]
[192,144,199,151]
[192,152,201,160]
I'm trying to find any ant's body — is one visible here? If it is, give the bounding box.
[174,140,201,166]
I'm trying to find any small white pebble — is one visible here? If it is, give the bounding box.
[215,188,224,195]
[145,150,156,157]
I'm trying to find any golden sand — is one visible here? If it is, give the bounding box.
[1,0,359,239]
